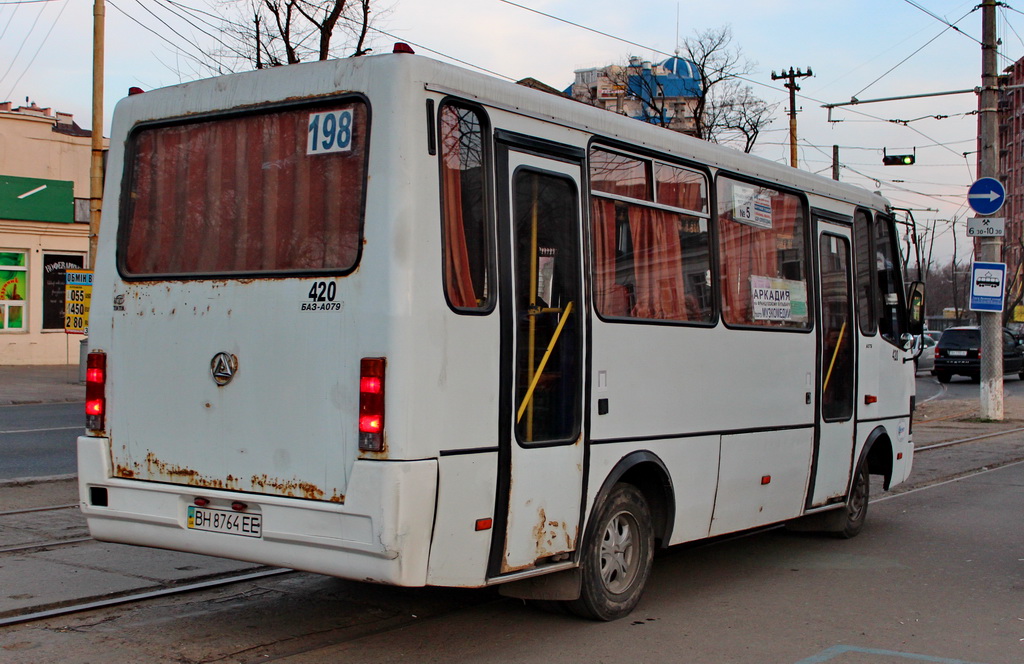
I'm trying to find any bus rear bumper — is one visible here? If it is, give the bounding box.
[77,436,438,586]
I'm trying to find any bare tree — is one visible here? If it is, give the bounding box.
[211,0,377,71]
[711,80,777,153]
[568,37,775,152]
[681,25,774,149]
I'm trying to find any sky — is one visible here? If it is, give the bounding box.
[0,0,1018,265]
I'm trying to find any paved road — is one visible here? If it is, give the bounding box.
[915,371,1024,404]
[0,402,81,480]
[1,461,1021,663]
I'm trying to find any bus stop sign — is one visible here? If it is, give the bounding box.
[968,177,1006,216]
[969,261,1006,312]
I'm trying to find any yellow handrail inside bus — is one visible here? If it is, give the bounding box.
[517,301,574,424]
[525,180,539,437]
[822,320,847,394]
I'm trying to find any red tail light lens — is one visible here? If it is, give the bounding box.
[86,351,106,431]
[359,357,386,451]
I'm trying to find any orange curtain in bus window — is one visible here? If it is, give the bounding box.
[440,110,475,308]
[591,197,629,317]
[718,180,805,326]
[440,105,490,309]
[124,103,365,275]
[629,205,685,320]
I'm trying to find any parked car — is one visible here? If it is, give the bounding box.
[913,334,936,373]
[932,326,1024,383]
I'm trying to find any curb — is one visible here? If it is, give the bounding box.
[0,474,77,489]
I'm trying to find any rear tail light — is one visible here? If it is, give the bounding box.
[86,351,106,431]
[359,357,386,451]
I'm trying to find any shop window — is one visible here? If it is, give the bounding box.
[0,251,27,331]
[42,254,86,330]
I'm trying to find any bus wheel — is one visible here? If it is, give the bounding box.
[568,483,654,621]
[835,460,869,539]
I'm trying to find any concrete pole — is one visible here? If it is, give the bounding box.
[89,0,104,271]
[979,0,1003,419]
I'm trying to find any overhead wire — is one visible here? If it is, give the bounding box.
[129,0,230,76]
[0,1,19,41]
[0,0,45,92]
[850,9,975,100]
[144,0,251,69]
[2,0,68,102]
[107,0,217,77]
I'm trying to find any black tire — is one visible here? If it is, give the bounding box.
[568,483,654,621]
[936,372,952,383]
[834,459,869,539]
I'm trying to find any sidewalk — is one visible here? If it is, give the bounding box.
[0,364,84,405]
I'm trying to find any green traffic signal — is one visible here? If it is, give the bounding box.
[882,153,915,166]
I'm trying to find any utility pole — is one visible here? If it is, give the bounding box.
[979,0,1002,419]
[832,145,840,181]
[771,67,812,168]
[89,0,104,271]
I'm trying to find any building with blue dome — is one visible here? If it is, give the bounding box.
[567,54,704,135]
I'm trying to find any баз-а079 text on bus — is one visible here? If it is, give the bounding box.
[78,45,925,621]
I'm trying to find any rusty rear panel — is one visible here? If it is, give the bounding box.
[107,279,360,501]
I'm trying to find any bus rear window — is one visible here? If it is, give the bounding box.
[121,100,368,277]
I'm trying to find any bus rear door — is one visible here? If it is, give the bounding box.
[492,138,586,575]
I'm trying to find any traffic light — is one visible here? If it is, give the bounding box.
[882,151,915,166]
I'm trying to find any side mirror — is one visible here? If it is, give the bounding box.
[906,281,925,335]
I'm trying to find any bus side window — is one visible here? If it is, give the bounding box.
[589,148,712,323]
[874,215,905,343]
[439,102,492,311]
[854,210,877,335]
[716,177,809,329]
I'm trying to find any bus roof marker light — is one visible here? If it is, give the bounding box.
[393,43,415,54]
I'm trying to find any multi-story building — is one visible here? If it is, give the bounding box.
[998,59,1024,322]
[0,101,104,364]
[568,55,703,135]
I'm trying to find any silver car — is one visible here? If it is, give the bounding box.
[914,334,936,373]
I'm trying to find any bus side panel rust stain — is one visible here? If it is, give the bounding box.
[501,507,578,574]
[113,452,343,502]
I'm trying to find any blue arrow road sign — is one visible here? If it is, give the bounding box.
[968,177,1006,216]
